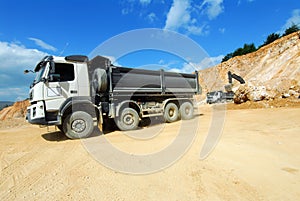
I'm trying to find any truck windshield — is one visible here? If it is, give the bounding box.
[31,62,47,87]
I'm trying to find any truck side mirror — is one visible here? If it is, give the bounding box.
[24,70,34,74]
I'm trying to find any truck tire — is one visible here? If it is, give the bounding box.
[92,68,107,93]
[164,102,179,123]
[180,102,194,120]
[63,111,95,139]
[116,108,139,131]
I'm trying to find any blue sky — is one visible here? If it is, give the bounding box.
[0,0,299,101]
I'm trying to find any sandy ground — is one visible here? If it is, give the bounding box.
[0,105,300,201]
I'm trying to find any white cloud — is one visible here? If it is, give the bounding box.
[199,0,224,20]
[140,0,151,5]
[164,0,223,35]
[196,55,223,69]
[147,12,157,23]
[187,24,209,35]
[167,55,223,73]
[121,0,151,15]
[169,62,197,73]
[158,59,164,65]
[237,0,254,6]
[280,9,300,33]
[164,0,191,31]
[28,37,57,52]
[0,41,46,70]
[121,8,130,15]
[0,41,47,101]
[219,27,225,34]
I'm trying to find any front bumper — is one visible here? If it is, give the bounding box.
[26,101,61,125]
[26,101,46,124]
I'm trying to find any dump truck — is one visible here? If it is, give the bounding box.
[25,55,201,139]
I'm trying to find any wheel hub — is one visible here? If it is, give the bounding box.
[71,119,86,133]
[123,114,134,125]
[169,109,174,117]
[185,107,190,114]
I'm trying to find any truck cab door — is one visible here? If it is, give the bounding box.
[44,62,78,111]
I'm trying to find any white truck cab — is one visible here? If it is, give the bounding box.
[27,55,90,126]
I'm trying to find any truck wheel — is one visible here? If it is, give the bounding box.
[63,111,95,139]
[180,102,194,120]
[116,108,139,131]
[164,103,179,123]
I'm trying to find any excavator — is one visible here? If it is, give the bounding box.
[206,71,245,104]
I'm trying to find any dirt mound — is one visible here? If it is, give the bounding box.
[233,83,300,104]
[227,98,300,110]
[0,100,29,121]
[198,31,300,106]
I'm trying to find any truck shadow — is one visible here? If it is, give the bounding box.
[103,114,203,133]
[42,114,204,141]
[102,116,167,134]
[41,131,69,142]
[41,128,103,142]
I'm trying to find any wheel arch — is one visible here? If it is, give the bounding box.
[59,97,99,120]
[116,100,141,117]
[162,98,193,110]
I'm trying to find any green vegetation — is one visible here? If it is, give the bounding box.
[283,23,300,37]
[222,43,257,62]
[261,33,280,47]
[222,24,300,63]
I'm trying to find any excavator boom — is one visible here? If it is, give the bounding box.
[228,71,245,84]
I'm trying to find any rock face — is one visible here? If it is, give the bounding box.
[233,83,300,104]
[0,100,29,121]
[198,31,300,104]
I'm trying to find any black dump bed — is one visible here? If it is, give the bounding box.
[111,67,200,95]
[88,55,201,96]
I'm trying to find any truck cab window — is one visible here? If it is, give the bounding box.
[49,63,75,82]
